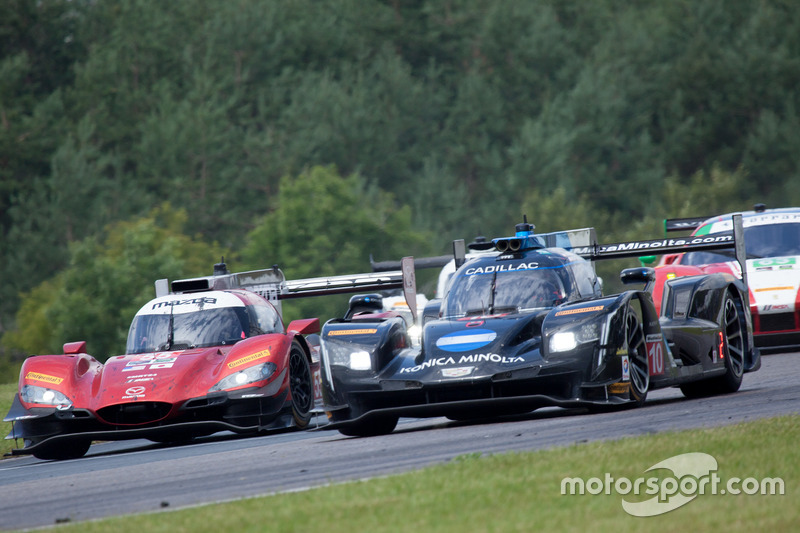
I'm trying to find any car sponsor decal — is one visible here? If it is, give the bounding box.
[399,353,524,374]
[761,304,790,311]
[228,349,270,369]
[441,366,475,378]
[464,262,539,275]
[126,373,158,383]
[122,355,177,372]
[608,382,630,394]
[646,334,665,376]
[122,385,146,399]
[25,372,64,385]
[435,329,497,352]
[327,328,378,336]
[752,257,796,269]
[708,213,800,232]
[150,296,218,310]
[555,305,605,316]
[313,369,322,401]
[138,292,246,315]
[754,286,795,292]
[458,314,508,321]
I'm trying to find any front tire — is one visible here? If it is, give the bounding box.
[626,306,649,406]
[288,341,314,428]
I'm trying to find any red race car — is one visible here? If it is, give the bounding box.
[4,261,410,460]
[646,205,800,351]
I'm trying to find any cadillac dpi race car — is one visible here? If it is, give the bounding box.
[4,262,408,460]
[645,205,800,351]
[319,217,761,437]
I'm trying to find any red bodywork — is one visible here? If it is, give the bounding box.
[5,290,322,460]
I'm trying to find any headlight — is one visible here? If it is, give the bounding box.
[20,385,73,408]
[549,323,601,353]
[324,339,374,371]
[349,351,372,371]
[550,332,577,352]
[209,362,277,392]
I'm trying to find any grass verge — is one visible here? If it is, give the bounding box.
[40,414,798,533]
[1,381,17,458]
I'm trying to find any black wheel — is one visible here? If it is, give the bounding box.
[715,293,745,392]
[681,292,745,397]
[289,341,314,428]
[32,438,91,461]
[704,292,745,393]
[338,415,399,437]
[626,306,649,406]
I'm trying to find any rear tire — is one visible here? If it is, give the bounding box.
[713,293,745,393]
[289,341,314,428]
[681,292,745,398]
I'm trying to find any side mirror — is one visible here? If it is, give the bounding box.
[422,299,442,326]
[620,267,656,286]
[638,255,657,266]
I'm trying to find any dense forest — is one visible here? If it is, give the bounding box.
[2,0,799,379]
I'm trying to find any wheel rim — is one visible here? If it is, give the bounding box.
[626,310,649,397]
[289,347,313,414]
[723,297,745,378]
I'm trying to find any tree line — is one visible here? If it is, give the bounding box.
[1,0,799,378]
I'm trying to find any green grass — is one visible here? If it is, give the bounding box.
[36,414,798,533]
[1,381,17,458]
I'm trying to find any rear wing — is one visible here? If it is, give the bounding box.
[281,271,403,299]
[370,236,480,272]
[370,254,451,272]
[569,214,748,288]
[663,216,716,233]
[158,258,418,322]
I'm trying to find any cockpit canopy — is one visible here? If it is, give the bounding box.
[682,212,800,266]
[125,291,283,354]
[440,251,600,318]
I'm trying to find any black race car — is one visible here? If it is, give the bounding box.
[319,217,761,436]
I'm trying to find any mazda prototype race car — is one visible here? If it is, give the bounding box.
[646,205,800,351]
[319,218,761,437]
[4,262,409,460]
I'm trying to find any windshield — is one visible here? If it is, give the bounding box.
[126,307,249,354]
[682,222,800,265]
[443,268,567,317]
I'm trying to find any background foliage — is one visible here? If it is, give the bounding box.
[2,0,799,375]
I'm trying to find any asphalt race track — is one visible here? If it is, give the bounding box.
[2,351,798,530]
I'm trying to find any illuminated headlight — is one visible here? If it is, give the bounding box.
[549,323,601,353]
[349,351,372,371]
[324,340,374,371]
[550,332,578,352]
[20,385,72,407]
[209,362,277,393]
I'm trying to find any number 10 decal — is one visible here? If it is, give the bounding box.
[646,335,665,376]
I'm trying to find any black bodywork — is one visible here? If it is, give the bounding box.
[319,221,760,436]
